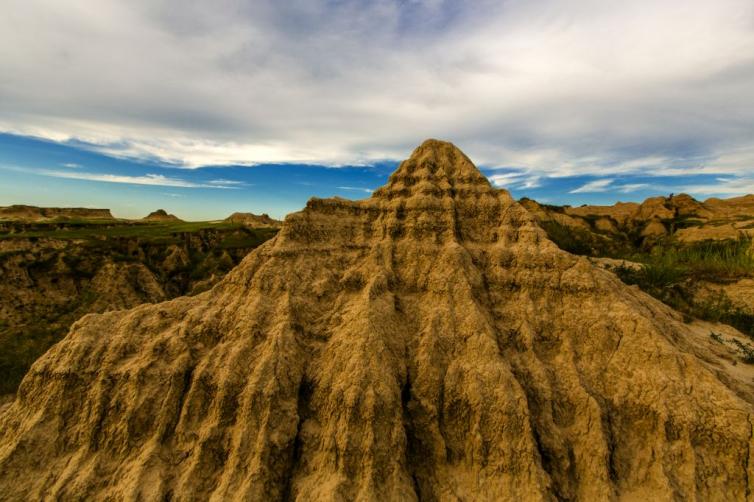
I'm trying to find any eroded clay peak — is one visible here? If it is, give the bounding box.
[374,139,495,200]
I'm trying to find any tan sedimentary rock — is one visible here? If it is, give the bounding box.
[695,278,754,315]
[1,140,753,501]
[544,192,754,244]
[142,209,182,222]
[675,224,753,242]
[565,201,640,226]
[225,212,282,228]
[0,205,114,221]
[640,219,668,238]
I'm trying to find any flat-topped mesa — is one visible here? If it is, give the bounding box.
[0,205,114,221]
[373,139,498,202]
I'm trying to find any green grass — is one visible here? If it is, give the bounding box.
[539,220,636,257]
[613,237,754,337]
[218,228,278,249]
[538,212,754,338]
[642,237,754,282]
[0,220,253,241]
[730,338,754,363]
[0,322,70,395]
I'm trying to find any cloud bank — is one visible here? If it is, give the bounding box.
[1,0,754,183]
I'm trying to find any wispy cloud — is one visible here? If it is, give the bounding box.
[682,178,754,196]
[488,172,541,189]
[488,172,526,187]
[570,179,614,193]
[38,170,240,189]
[617,183,650,193]
[336,186,373,193]
[62,162,81,168]
[208,178,246,186]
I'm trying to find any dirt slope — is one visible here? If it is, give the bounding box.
[1,140,753,501]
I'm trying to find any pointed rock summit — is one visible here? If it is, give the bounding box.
[143,209,182,222]
[375,139,495,198]
[1,141,753,500]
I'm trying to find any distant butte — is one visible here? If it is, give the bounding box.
[142,209,183,222]
[0,205,113,221]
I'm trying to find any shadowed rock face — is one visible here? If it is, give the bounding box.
[1,140,753,500]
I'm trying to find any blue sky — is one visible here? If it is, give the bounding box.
[0,133,746,220]
[1,1,754,218]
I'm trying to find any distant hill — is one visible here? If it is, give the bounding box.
[142,209,182,222]
[520,192,754,251]
[224,211,282,228]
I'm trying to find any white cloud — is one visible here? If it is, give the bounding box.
[62,162,81,168]
[1,0,753,178]
[488,172,526,187]
[487,172,541,189]
[38,170,239,189]
[208,178,246,186]
[617,183,650,193]
[683,179,754,196]
[570,179,614,193]
[336,186,373,193]
[518,176,542,189]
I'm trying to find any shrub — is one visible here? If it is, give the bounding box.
[731,338,754,364]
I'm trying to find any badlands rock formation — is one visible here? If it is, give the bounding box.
[1,140,753,501]
[523,193,754,248]
[225,212,282,228]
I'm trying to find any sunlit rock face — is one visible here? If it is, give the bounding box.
[1,140,753,501]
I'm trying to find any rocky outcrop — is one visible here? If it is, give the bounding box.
[1,140,753,500]
[695,279,754,315]
[0,224,277,396]
[536,193,754,247]
[0,205,114,221]
[143,209,182,222]
[225,212,282,228]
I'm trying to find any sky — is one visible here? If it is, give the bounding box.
[1,0,754,219]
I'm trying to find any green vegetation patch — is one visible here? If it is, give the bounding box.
[539,220,636,257]
[613,238,754,337]
[0,220,251,241]
[541,218,754,337]
[640,237,754,282]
